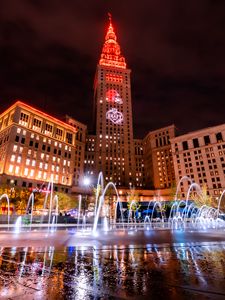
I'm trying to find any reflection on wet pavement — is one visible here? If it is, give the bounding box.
[0,243,225,299]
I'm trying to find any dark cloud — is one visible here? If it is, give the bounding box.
[0,0,225,138]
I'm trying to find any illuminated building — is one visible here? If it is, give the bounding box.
[87,14,135,187]
[84,135,96,177]
[0,101,76,191]
[134,139,145,188]
[171,124,225,198]
[65,115,87,188]
[143,125,176,189]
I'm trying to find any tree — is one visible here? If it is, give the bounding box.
[56,192,78,211]
[127,188,141,212]
[190,184,215,207]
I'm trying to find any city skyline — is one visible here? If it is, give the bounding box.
[0,1,225,138]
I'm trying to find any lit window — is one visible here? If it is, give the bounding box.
[56,128,63,140]
[19,112,29,127]
[17,128,21,134]
[24,168,29,176]
[11,155,16,162]
[8,165,14,172]
[17,156,21,163]
[43,172,47,180]
[15,166,20,174]
[26,159,30,165]
[13,145,17,152]
[32,118,42,132]
[30,169,34,177]
[45,123,53,136]
[38,171,42,179]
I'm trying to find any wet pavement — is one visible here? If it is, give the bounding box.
[1,239,225,299]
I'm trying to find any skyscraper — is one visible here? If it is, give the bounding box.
[89,15,135,187]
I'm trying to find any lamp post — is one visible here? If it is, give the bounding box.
[83,176,91,216]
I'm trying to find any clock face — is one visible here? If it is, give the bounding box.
[106,108,123,125]
[106,89,123,104]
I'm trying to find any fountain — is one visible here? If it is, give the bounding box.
[14,216,22,234]
[26,192,35,230]
[77,194,82,225]
[0,173,224,247]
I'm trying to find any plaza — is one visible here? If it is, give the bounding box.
[0,4,225,300]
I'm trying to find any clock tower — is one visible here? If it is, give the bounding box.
[93,15,135,187]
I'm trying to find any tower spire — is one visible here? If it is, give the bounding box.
[108,12,112,24]
[99,14,126,69]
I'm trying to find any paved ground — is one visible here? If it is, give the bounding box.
[0,229,225,299]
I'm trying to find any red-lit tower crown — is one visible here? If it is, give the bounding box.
[99,14,126,69]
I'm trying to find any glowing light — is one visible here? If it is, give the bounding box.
[106,108,123,124]
[83,176,91,186]
[106,89,123,104]
[99,15,126,69]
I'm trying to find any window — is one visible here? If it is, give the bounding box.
[182,141,188,151]
[66,132,73,144]
[24,168,29,176]
[11,155,16,162]
[216,132,223,143]
[204,135,210,145]
[19,112,29,126]
[56,128,63,140]
[193,138,199,148]
[32,118,42,131]
[8,165,13,172]
[45,123,53,135]
[15,166,20,174]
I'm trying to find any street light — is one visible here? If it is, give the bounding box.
[83,176,91,187]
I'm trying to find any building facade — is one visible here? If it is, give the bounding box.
[0,101,77,192]
[171,124,225,198]
[133,139,145,188]
[89,16,135,187]
[84,134,96,177]
[143,125,176,189]
[65,115,87,188]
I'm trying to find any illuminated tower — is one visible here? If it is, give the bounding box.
[93,14,135,187]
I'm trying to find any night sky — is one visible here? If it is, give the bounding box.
[0,0,225,138]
